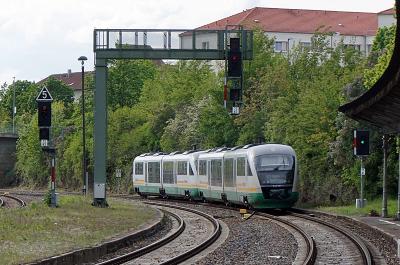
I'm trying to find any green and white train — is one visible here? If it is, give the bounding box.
[132,144,299,209]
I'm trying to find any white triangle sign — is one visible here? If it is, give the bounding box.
[36,86,53,102]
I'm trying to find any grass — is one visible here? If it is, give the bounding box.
[316,197,399,218]
[0,195,157,265]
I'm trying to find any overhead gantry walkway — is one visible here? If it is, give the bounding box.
[92,28,253,206]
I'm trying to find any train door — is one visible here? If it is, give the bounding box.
[236,157,247,203]
[197,159,208,199]
[210,159,223,200]
[207,160,211,198]
[223,157,237,202]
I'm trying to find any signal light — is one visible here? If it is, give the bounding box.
[38,101,52,127]
[230,88,241,101]
[39,127,50,140]
[354,130,369,156]
[227,38,242,78]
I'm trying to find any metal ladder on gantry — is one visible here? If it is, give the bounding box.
[92,28,253,206]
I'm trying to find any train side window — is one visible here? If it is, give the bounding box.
[189,164,194,176]
[247,160,252,176]
[135,162,143,175]
[237,157,246,176]
[144,163,148,182]
[224,158,234,187]
[198,160,207,175]
[211,159,222,187]
[148,162,160,183]
[177,161,188,175]
[163,161,174,184]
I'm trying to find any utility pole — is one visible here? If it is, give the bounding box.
[12,76,16,133]
[397,135,400,220]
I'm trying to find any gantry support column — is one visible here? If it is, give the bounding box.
[93,58,108,207]
[382,135,388,218]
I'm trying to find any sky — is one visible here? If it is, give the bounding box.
[0,0,395,86]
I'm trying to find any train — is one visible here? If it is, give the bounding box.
[132,143,299,209]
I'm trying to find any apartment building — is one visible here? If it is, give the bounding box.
[181,7,395,56]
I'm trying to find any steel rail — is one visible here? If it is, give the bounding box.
[96,208,185,265]
[143,202,221,265]
[288,211,373,265]
[1,194,26,207]
[256,211,317,265]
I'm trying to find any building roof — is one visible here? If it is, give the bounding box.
[197,7,378,36]
[38,70,92,91]
[378,8,395,15]
[338,2,400,133]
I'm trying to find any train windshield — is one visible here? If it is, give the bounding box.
[256,155,295,185]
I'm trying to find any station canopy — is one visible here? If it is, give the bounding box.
[338,2,400,133]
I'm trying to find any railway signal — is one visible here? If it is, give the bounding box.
[227,37,242,78]
[353,129,369,208]
[36,86,57,207]
[353,130,369,156]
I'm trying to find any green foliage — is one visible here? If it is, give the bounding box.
[364,25,396,88]
[11,26,399,208]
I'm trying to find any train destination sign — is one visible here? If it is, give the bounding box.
[36,86,53,102]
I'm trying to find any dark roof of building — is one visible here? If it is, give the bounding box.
[38,70,93,91]
[338,2,400,133]
[378,8,395,15]
[197,7,378,36]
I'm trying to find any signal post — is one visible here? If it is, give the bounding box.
[353,130,369,208]
[36,87,57,207]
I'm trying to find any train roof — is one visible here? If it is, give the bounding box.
[133,144,295,162]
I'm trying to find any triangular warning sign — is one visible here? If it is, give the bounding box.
[36,86,53,102]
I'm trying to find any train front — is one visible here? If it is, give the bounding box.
[251,145,299,209]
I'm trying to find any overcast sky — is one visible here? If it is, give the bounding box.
[0,0,395,86]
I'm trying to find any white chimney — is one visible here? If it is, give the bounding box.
[67,69,72,78]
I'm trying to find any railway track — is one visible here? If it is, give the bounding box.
[0,190,385,264]
[283,211,373,265]
[255,211,316,265]
[97,202,221,265]
[0,193,27,208]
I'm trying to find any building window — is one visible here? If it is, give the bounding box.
[300,42,311,50]
[367,44,372,53]
[274,41,288,52]
[202,41,209,49]
[344,44,361,51]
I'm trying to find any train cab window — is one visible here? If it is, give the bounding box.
[148,162,161,183]
[211,159,222,186]
[224,158,235,187]
[163,161,174,184]
[135,162,143,175]
[237,157,246,176]
[198,160,207,175]
[177,161,188,175]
